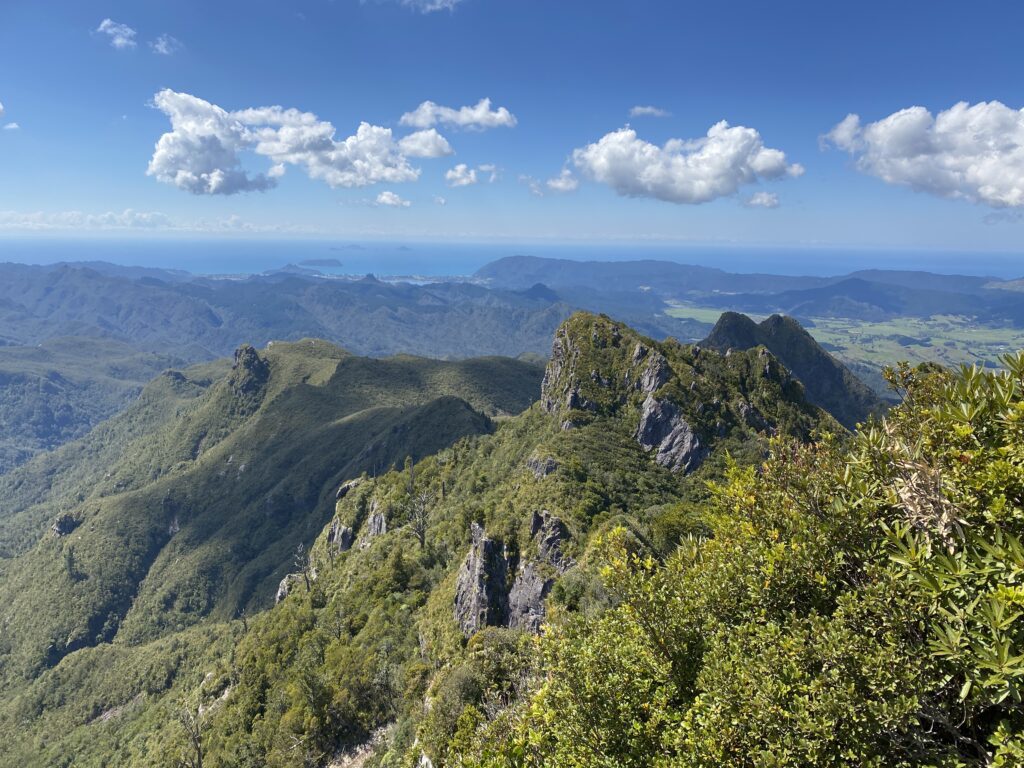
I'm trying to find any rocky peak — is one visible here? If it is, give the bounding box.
[228,344,271,398]
[541,313,666,423]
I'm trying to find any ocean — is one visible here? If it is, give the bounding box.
[1,237,1023,279]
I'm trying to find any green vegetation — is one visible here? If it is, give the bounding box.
[0,336,179,473]
[701,312,886,429]
[0,310,1020,767]
[670,302,1024,398]
[0,339,541,692]
[449,358,1024,767]
[0,313,832,767]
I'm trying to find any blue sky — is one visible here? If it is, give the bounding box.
[2,0,1024,252]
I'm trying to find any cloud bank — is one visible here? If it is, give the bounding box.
[148,90,450,195]
[824,100,1024,208]
[573,122,801,204]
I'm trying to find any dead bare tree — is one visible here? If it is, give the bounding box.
[408,490,434,548]
[294,543,311,591]
[174,695,204,768]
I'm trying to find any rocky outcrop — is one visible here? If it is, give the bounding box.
[454,523,511,636]
[229,344,270,397]
[629,343,672,395]
[526,456,558,479]
[51,514,80,537]
[738,400,773,433]
[327,519,355,552]
[455,511,572,637]
[335,477,363,501]
[356,502,388,549]
[275,573,304,604]
[366,510,387,537]
[530,510,571,570]
[636,394,708,473]
[507,563,553,633]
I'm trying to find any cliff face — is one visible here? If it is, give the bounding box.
[541,313,828,470]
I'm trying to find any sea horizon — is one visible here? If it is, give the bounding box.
[1,236,1022,279]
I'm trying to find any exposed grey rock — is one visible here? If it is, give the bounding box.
[50,514,79,537]
[454,522,510,637]
[631,342,648,365]
[335,477,363,501]
[366,510,387,537]
[636,351,671,395]
[565,386,596,413]
[454,512,573,637]
[359,505,387,549]
[531,510,571,570]
[540,329,570,413]
[636,394,708,473]
[327,518,354,552]
[508,512,572,632]
[508,562,553,633]
[275,573,304,604]
[526,456,559,479]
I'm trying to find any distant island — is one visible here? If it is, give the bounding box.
[298,258,344,268]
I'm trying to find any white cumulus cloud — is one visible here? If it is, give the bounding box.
[546,169,579,192]
[398,128,454,158]
[445,163,478,187]
[0,101,4,118]
[97,19,137,49]
[150,34,182,55]
[3,123,19,131]
[376,190,411,207]
[148,90,434,195]
[746,191,779,208]
[824,101,1024,208]
[400,98,517,130]
[572,122,801,204]
[433,195,447,206]
[630,105,670,118]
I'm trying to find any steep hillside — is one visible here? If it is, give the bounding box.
[702,312,887,428]
[0,340,542,688]
[0,312,834,767]
[0,337,178,473]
